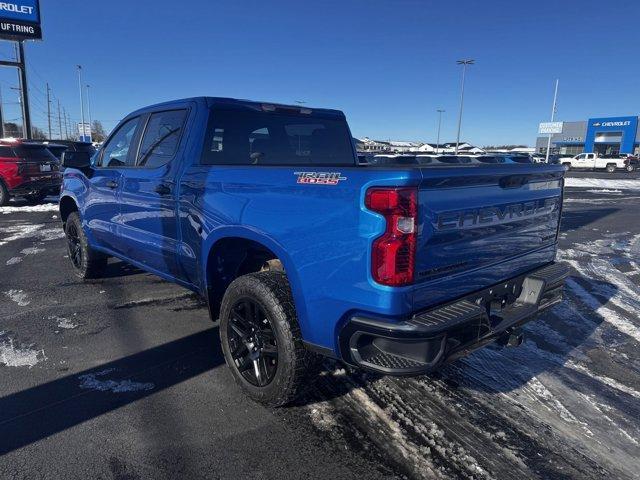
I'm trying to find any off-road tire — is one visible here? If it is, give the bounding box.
[219,271,319,407]
[0,180,9,206]
[65,212,107,279]
[606,163,616,173]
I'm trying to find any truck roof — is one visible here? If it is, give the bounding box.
[126,96,345,119]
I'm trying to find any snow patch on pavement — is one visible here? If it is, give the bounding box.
[0,203,58,215]
[78,368,155,393]
[4,289,30,306]
[0,336,45,367]
[0,222,65,248]
[564,178,640,191]
[20,246,45,256]
[585,189,623,194]
[48,315,78,330]
[5,256,22,265]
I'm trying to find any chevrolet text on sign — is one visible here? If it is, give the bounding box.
[0,0,41,41]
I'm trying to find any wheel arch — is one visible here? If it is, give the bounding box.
[59,194,79,226]
[202,228,307,329]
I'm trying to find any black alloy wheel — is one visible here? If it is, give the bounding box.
[227,298,279,387]
[66,221,83,269]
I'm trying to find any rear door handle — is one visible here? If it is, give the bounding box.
[106,180,118,189]
[154,184,172,195]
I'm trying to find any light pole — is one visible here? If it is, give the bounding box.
[436,109,445,154]
[455,59,474,154]
[545,79,559,164]
[77,65,85,141]
[85,84,93,142]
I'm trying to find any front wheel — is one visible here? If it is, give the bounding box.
[562,163,571,171]
[219,271,319,407]
[65,212,107,279]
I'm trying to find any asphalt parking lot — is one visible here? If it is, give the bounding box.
[1,178,640,479]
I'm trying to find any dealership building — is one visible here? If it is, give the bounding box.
[536,116,640,156]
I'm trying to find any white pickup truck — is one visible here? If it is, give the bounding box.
[560,153,636,172]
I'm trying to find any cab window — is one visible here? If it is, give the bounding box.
[137,109,188,168]
[98,117,141,167]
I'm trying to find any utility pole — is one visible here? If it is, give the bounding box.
[57,99,63,139]
[455,59,474,154]
[0,85,4,138]
[436,109,445,154]
[63,107,68,139]
[77,65,86,141]
[545,79,559,164]
[85,84,92,142]
[67,111,73,139]
[46,82,52,139]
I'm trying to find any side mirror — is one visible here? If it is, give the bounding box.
[61,151,91,169]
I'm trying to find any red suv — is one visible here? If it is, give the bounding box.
[0,140,62,206]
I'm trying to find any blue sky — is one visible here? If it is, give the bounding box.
[1,0,639,146]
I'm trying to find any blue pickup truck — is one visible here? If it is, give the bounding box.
[59,97,568,406]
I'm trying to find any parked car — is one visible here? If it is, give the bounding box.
[59,97,568,406]
[559,152,634,172]
[371,154,421,166]
[0,139,62,205]
[38,140,97,168]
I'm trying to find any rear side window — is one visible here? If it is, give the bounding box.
[137,109,188,168]
[12,145,57,161]
[0,146,15,157]
[201,107,355,166]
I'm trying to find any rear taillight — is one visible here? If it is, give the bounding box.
[365,187,417,286]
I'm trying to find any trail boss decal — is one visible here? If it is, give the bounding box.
[294,172,347,185]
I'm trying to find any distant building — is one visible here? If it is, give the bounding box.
[357,137,392,152]
[535,116,640,156]
[355,138,486,154]
[388,141,422,153]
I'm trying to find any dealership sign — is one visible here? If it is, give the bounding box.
[538,121,564,134]
[0,0,41,41]
[592,120,631,128]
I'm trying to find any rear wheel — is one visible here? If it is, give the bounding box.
[65,212,107,279]
[0,181,9,206]
[606,163,616,173]
[219,271,319,407]
[626,164,635,172]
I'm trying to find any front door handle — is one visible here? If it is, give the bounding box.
[106,180,118,189]
[154,184,172,195]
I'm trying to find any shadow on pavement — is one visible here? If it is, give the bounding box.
[0,328,223,456]
[561,207,619,231]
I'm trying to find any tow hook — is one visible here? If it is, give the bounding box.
[497,328,524,348]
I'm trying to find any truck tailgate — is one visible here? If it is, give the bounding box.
[413,164,564,307]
